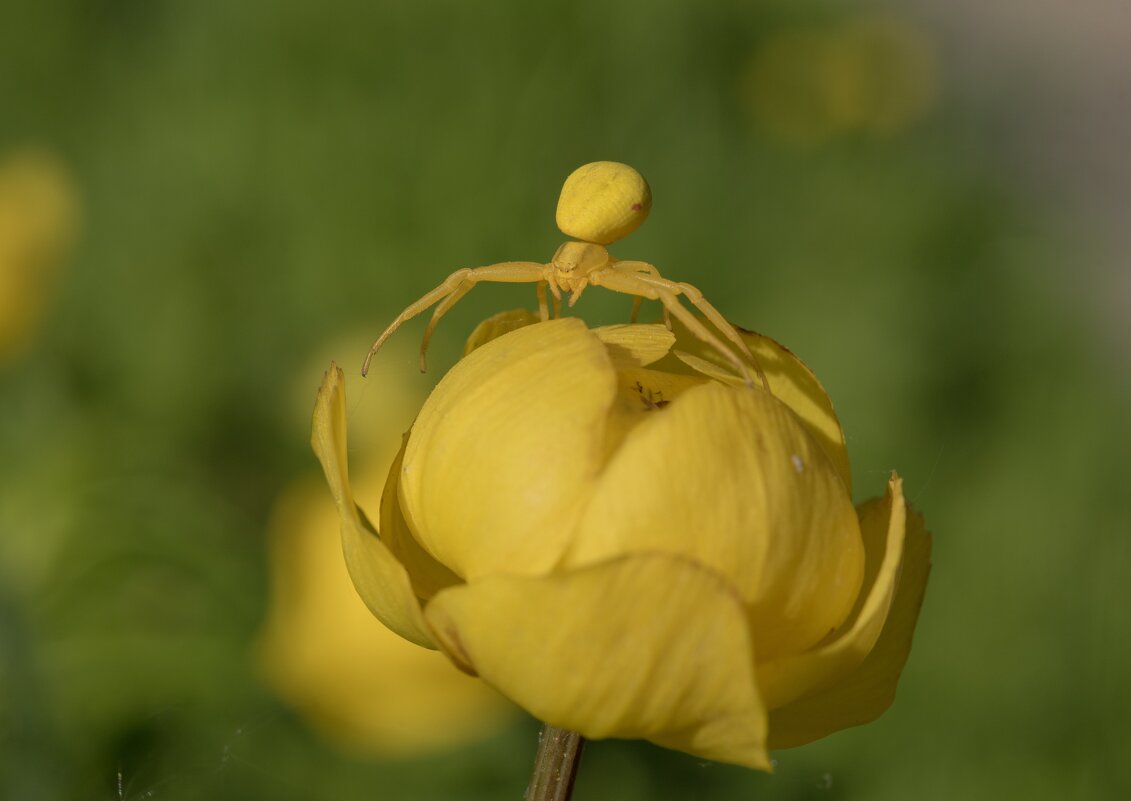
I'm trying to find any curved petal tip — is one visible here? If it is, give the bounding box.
[311,363,436,648]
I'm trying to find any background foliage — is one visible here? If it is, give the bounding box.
[2,1,1128,799]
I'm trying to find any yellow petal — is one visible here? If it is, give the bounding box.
[400,319,616,579]
[311,363,434,648]
[758,475,927,743]
[565,380,862,660]
[669,321,852,494]
[592,323,675,368]
[756,475,905,708]
[424,554,771,769]
[463,308,542,356]
[379,436,462,600]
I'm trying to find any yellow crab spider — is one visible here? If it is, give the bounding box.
[362,161,767,389]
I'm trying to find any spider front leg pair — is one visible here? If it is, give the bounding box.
[360,261,548,376]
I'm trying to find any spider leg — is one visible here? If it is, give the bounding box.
[674,281,759,364]
[535,280,564,319]
[536,282,550,321]
[566,277,590,308]
[617,264,769,390]
[362,261,546,376]
[420,279,475,371]
[670,279,769,391]
[614,261,672,329]
[543,273,564,317]
[547,273,563,303]
[591,268,755,387]
[655,288,757,389]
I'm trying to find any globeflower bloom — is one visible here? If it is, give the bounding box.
[312,310,931,770]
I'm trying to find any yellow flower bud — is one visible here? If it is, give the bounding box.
[311,313,931,769]
[0,150,78,365]
[256,479,512,757]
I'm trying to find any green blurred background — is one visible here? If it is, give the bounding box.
[2,1,1129,799]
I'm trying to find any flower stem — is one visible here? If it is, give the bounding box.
[523,723,585,801]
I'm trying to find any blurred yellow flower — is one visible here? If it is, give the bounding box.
[741,15,937,146]
[312,311,931,769]
[0,149,78,365]
[258,349,512,757]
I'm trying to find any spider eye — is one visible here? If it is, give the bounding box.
[555,161,652,246]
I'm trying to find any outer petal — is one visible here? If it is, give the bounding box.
[760,472,927,746]
[465,314,675,369]
[592,323,675,368]
[311,363,434,648]
[564,380,863,660]
[756,475,922,717]
[765,486,931,747]
[424,554,771,769]
[669,321,852,494]
[401,319,616,579]
[378,437,462,600]
[463,308,541,355]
